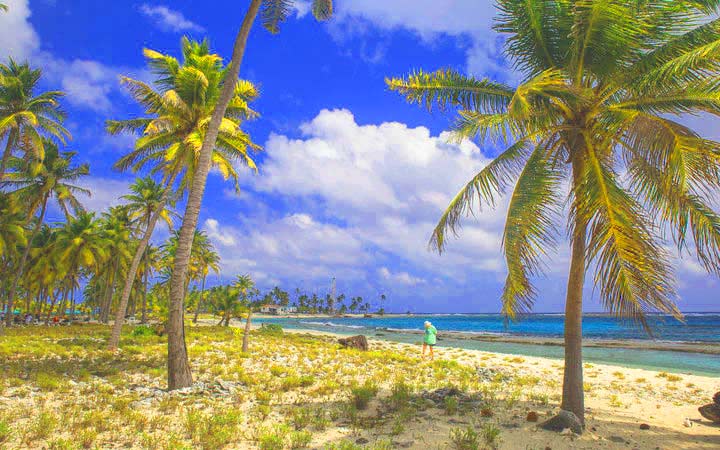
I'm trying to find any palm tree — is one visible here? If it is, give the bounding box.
[165,0,334,390]
[106,39,259,350]
[0,3,8,13]
[0,193,26,259]
[107,178,175,347]
[387,0,720,427]
[191,235,221,324]
[0,60,70,180]
[212,284,241,327]
[1,140,89,326]
[235,274,256,352]
[97,206,133,323]
[51,212,108,323]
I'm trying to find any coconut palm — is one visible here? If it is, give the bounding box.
[165,0,334,390]
[387,0,720,427]
[105,38,259,350]
[1,140,89,326]
[51,212,108,323]
[0,60,69,180]
[191,235,221,324]
[211,285,241,327]
[235,274,256,352]
[0,193,26,259]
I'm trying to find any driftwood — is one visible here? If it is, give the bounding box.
[338,335,368,351]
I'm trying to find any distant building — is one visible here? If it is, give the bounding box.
[260,304,296,315]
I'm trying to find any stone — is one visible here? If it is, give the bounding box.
[683,418,693,428]
[714,391,720,406]
[421,387,467,404]
[355,438,369,445]
[527,411,539,422]
[480,408,494,417]
[539,410,583,434]
[698,403,720,424]
[639,423,651,430]
[559,428,573,436]
[338,335,368,351]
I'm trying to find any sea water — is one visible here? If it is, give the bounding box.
[256,314,720,376]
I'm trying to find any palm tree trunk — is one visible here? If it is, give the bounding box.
[108,196,172,349]
[242,310,252,352]
[192,274,207,324]
[0,130,16,181]
[69,288,76,321]
[45,291,61,325]
[560,158,588,426]
[5,195,48,327]
[166,0,262,391]
[141,260,149,324]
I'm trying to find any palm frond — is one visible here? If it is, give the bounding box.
[386,69,513,113]
[501,140,562,320]
[261,0,293,34]
[311,0,333,21]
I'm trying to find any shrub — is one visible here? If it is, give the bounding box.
[387,381,412,411]
[449,426,481,450]
[444,396,459,415]
[131,325,156,337]
[0,419,11,444]
[259,324,284,336]
[258,425,289,450]
[481,423,502,449]
[289,430,312,449]
[350,381,378,410]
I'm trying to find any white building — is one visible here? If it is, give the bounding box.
[260,304,296,315]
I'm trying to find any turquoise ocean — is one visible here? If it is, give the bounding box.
[256,314,720,376]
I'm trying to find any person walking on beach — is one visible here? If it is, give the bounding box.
[422,321,437,360]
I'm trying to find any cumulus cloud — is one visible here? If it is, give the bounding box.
[0,0,40,60]
[139,4,205,33]
[0,0,136,112]
[327,0,516,80]
[208,109,512,296]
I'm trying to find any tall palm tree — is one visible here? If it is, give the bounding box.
[212,284,241,327]
[235,274,256,352]
[98,206,133,323]
[387,0,720,427]
[1,140,89,326]
[0,60,69,180]
[106,39,259,350]
[191,234,221,324]
[165,0,334,390]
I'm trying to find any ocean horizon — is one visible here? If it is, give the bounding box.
[257,313,720,376]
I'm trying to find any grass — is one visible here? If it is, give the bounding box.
[0,323,709,448]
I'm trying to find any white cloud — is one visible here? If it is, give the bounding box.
[0,0,134,112]
[328,0,516,80]
[139,4,205,33]
[77,177,131,213]
[0,0,40,61]
[209,109,514,294]
[379,267,425,286]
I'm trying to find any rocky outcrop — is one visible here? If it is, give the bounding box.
[539,410,583,434]
[338,335,368,351]
[698,391,720,424]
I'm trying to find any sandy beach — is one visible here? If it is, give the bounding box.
[1,322,718,449]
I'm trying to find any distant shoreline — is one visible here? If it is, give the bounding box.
[254,314,720,356]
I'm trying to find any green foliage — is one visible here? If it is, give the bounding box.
[0,419,11,444]
[184,408,242,449]
[350,380,378,410]
[259,323,284,336]
[449,426,481,450]
[131,325,157,337]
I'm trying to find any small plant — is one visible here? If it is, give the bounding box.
[350,381,378,410]
[259,323,284,336]
[131,325,156,337]
[444,396,459,415]
[289,430,312,449]
[481,423,502,449]
[449,426,481,450]
[388,381,412,411]
[0,419,11,444]
[258,425,289,450]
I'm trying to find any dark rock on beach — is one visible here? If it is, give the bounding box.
[539,410,583,434]
[698,391,720,424]
[338,335,368,351]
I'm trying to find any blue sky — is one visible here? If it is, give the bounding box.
[2,0,718,313]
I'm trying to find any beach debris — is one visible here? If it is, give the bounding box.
[698,391,720,424]
[683,418,693,428]
[422,387,465,403]
[539,410,583,434]
[526,411,539,422]
[559,428,573,436]
[338,335,369,351]
[355,438,369,445]
[476,366,504,381]
[480,407,494,417]
[639,423,651,430]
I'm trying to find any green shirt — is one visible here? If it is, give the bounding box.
[424,325,437,345]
